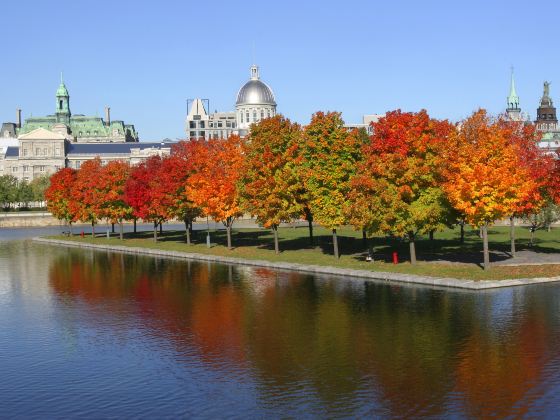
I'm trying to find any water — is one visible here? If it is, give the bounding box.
[1,234,560,417]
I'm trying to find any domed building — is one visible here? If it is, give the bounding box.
[235,65,277,132]
[185,64,277,139]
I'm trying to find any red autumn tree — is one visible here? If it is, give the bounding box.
[70,158,103,237]
[186,135,244,249]
[45,167,78,232]
[125,155,172,241]
[300,111,364,258]
[160,141,202,244]
[97,160,133,240]
[347,110,455,264]
[239,115,305,253]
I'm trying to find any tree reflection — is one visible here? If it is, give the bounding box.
[48,250,560,416]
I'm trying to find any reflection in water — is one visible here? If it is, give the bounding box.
[2,241,560,417]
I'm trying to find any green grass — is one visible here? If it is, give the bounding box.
[48,224,560,281]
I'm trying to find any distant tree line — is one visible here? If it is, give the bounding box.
[0,174,50,210]
[45,108,560,270]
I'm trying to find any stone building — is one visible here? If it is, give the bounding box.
[0,77,170,181]
[1,76,138,143]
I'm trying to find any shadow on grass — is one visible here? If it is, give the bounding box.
[114,225,560,267]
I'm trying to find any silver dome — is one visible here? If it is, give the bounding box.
[236,80,276,106]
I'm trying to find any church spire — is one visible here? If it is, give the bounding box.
[507,67,520,110]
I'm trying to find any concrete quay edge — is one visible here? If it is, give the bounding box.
[32,237,560,291]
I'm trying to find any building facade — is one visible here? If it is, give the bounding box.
[1,76,139,143]
[0,77,170,181]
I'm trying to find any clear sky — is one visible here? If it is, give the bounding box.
[0,0,557,140]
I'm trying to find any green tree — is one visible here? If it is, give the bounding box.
[30,174,51,205]
[300,112,363,258]
[17,180,34,209]
[0,175,18,210]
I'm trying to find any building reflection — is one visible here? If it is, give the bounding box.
[48,250,560,417]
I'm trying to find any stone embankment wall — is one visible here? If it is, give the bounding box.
[0,212,61,228]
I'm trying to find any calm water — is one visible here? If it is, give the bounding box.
[1,235,560,417]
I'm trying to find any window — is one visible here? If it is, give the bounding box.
[39,166,45,172]
[36,148,41,155]
[55,165,61,171]
[240,113,243,123]
[218,122,223,128]
[199,121,205,128]
[190,131,196,138]
[23,165,29,172]
[75,161,81,169]
[23,149,28,157]
[268,110,271,118]
[43,148,48,156]
[12,167,17,172]
[253,111,257,121]
[55,147,61,156]
[226,121,231,128]
[261,111,264,120]
[246,112,249,122]
[59,100,63,110]
[200,131,205,137]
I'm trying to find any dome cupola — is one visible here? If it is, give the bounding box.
[235,65,277,132]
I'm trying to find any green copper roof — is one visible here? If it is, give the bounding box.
[507,68,520,109]
[56,72,69,97]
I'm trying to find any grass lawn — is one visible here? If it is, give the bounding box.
[49,224,560,281]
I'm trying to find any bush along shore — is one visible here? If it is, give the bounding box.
[40,225,560,283]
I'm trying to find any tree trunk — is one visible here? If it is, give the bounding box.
[332,228,339,259]
[305,208,314,246]
[479,226,483,239]
[119,221,123,240]
[111,223,115,233]
[69,221,73,236]
[185,218,191,245]
[409,232,417,265]
[134,218,137,234]
[460,222,464,244]
[153,221,158,242]
[482,223,490,271]
[272,225,279,254]
[362,229,367,248]
[91,220,95,238]
[510,216,516,257]
[159,222,163,235]
[429,230,434,241]
[548,224,551,233]
[226,224,232,250]
[530,228,535,246]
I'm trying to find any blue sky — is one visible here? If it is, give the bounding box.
[0,0,557,140]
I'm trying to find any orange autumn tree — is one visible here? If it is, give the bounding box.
[239,115,304,254]
[498,118,553,256]
[347,110,455,264]
[70,158,103,237]
[443,110,536,270]
[45,167,78,232]
[97,160,133,240]
[187,135,244,249]
[300,111,364,258]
